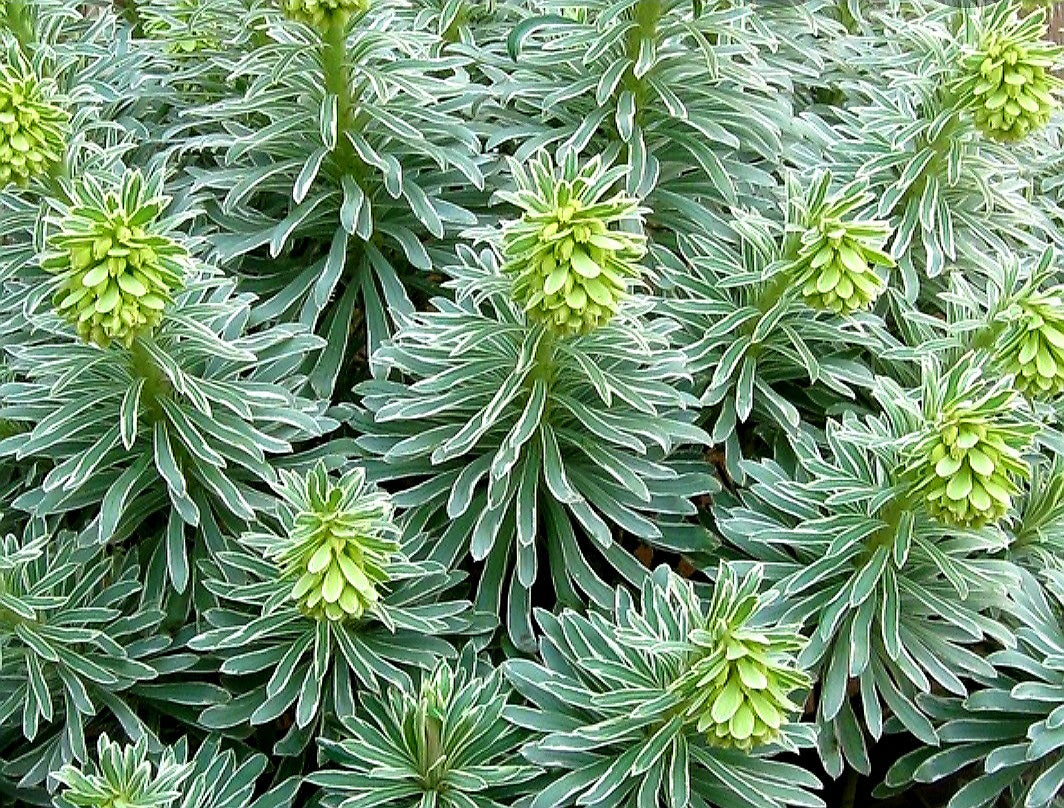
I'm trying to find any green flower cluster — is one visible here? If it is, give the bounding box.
[954,6,1063,142]
[671,565,810,751]
[790,179,894,315]
[54,734,190,808]
[906,367,1035,528]
[997,286,1064,398]
[500,152,646,337]
[0,62,67,188]
[265,462,399,623]
[42,172,187,348]
[280,0,368,29]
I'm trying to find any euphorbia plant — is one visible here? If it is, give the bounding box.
[0,1,1063,807]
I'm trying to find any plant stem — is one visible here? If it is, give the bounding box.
[755,270,795,315]
[6,0,37,55]
[897,105,963,215]
[626,0,662,62]
[322,18,356,172]
[840,768,860,808]
[968,318,1008,355]
[129,338,171,421]
[616,0,661,165]
[421,711,444,789]
[530,327,558,385]
[869,495,910,551]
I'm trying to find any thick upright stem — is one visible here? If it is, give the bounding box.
[617,0,661,163]
[869,496,909,551]
[755,270,794,316]
[6,0,37,54]
[897,106,963,215]
[322,19,356,172]
[530,327,558,388]
[626,0,662,61]
[129,339,171,422]
[968,318,1008,355]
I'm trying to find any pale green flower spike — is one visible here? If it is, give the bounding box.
[997,286,1064,398]
[54,734,191,808]
[280,0,368,29]
[954,3,1064,142]
[500,151,646,337]
[905,359,1036,528]
[42,171,188,348]
[267,462,399,623]
[789,175,894,315]
[0,61,67,188]
[670,565,810,751]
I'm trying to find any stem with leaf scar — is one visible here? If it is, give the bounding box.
[5,0,36,54]
[896,102,964,215]
[615,0,662,164]
[129,338,172,424]
[867,494,910,554]
[321,18,359,177]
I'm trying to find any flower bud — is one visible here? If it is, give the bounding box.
[501,152,646,337]
[42,172,187,348]
[267,463,399,623]
[0,62,67,188]
[955,7,1063,142]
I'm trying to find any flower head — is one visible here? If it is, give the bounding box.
[500,151,646,337]
[997,285,1064,398]
[280,0,368,29]
[670,565,810,751]
[264,462,399,622]
[42,171,188,348]
[54,734,191,808]
[954,5,1063,142]
[905,360,1036,528]
[0,61,67,188]
[789,177,894,315]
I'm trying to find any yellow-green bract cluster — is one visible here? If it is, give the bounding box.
[267,463,399,623]
[997,286,1064,398]
[42,172,187,348]
[280,0,368,29]
[501,153,646,337]
[906,373,1035,528]
[790,179,894,315]
[671,566,809,751]
[955,7,1063,142]
[0,62,67,188]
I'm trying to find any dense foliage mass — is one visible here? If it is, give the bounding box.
[2,1,1064,807]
